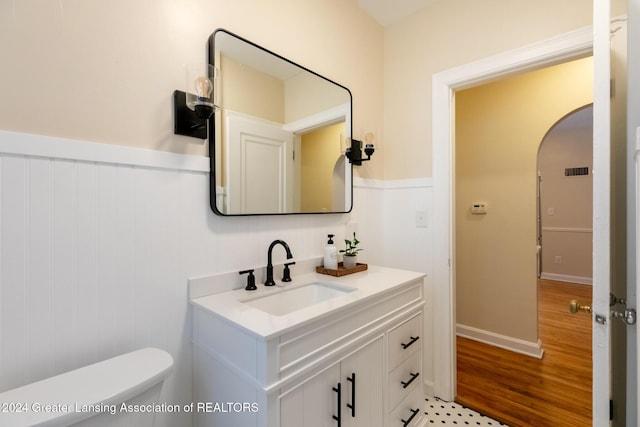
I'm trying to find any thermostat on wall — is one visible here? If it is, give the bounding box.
[471,202,488,214]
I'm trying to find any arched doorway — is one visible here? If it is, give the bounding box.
[537,105,594,284]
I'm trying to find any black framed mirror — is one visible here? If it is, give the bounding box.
[208,29,353,216]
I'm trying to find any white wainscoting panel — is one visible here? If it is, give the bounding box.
[352,179,385,265]
[353,176,435,394]
[1,130,438,425]
[0,130,348,427]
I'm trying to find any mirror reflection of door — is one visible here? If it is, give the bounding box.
[225,111,294,214]
[223,111,347,215]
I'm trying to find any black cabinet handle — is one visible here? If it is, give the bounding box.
[332,382,342,427]
[346,373,356,417]
[401,336,420,350]
[401,372,420,389]
[401,408,420,426]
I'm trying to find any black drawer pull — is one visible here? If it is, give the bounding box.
[402,408,420,426]
[346,373,356,417]
[332,382,341,427]
[401,336,420,349]
[401,372,420,389]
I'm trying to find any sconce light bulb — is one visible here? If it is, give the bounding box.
[194,76,213,99]
[364,132,375,145]
[186,74,217,117]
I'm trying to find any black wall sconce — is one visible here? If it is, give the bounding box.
[174,64,219,140]
[346,132,375,165]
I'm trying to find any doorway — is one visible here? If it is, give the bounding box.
[537,105,594,285]
[452,58,593,422]
[431,12,627,424]
[430,28,595,401]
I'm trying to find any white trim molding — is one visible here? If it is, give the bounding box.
[0,130,210,173]
[353,176,433,189]
[283,103,350,134]
[457,324,544,359]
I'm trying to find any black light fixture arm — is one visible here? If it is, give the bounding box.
[346,139,375,166]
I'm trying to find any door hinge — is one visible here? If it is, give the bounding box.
[610,79,615,98]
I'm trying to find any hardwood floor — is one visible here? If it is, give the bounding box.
[456,279,592,426]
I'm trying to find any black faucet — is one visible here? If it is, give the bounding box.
[265,240,293,286]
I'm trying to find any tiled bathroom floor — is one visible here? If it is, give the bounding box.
[424,396,508,426]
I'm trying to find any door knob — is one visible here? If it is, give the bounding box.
[569,299,592,314]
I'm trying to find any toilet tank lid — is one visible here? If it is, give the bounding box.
[0,347,174,427]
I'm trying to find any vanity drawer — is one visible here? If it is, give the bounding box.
[389,351,422,410]
[388,313,422,371]
[279,282,423,374]
[389,385,425,427]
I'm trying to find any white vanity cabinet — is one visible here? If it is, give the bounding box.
[280,336,383,427]
[190,265,426,427]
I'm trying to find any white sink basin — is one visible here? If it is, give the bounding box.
[242,282,356,316]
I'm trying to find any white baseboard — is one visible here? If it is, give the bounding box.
[456,324,544,359]
[423,378,435,397]
[540,272,592,285]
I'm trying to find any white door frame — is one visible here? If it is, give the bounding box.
[431,27,593,401]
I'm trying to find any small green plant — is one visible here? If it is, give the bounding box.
[340,232,363,257]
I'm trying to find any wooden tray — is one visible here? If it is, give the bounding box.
[316,263,368,277]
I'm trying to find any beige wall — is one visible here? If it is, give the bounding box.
[4,0,627,182]
[285,72,350,124]
[455,57,593,343]
[383,0,603,180]
[0,0,383,177]
[221,55,285,123]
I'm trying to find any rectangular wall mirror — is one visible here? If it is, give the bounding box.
[208,29,353,216]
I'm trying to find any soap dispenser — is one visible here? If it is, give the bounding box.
[324,234,338,270]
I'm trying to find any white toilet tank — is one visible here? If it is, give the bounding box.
[0,347,173,427]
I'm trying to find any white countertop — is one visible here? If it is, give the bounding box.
[190,265,425,339]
